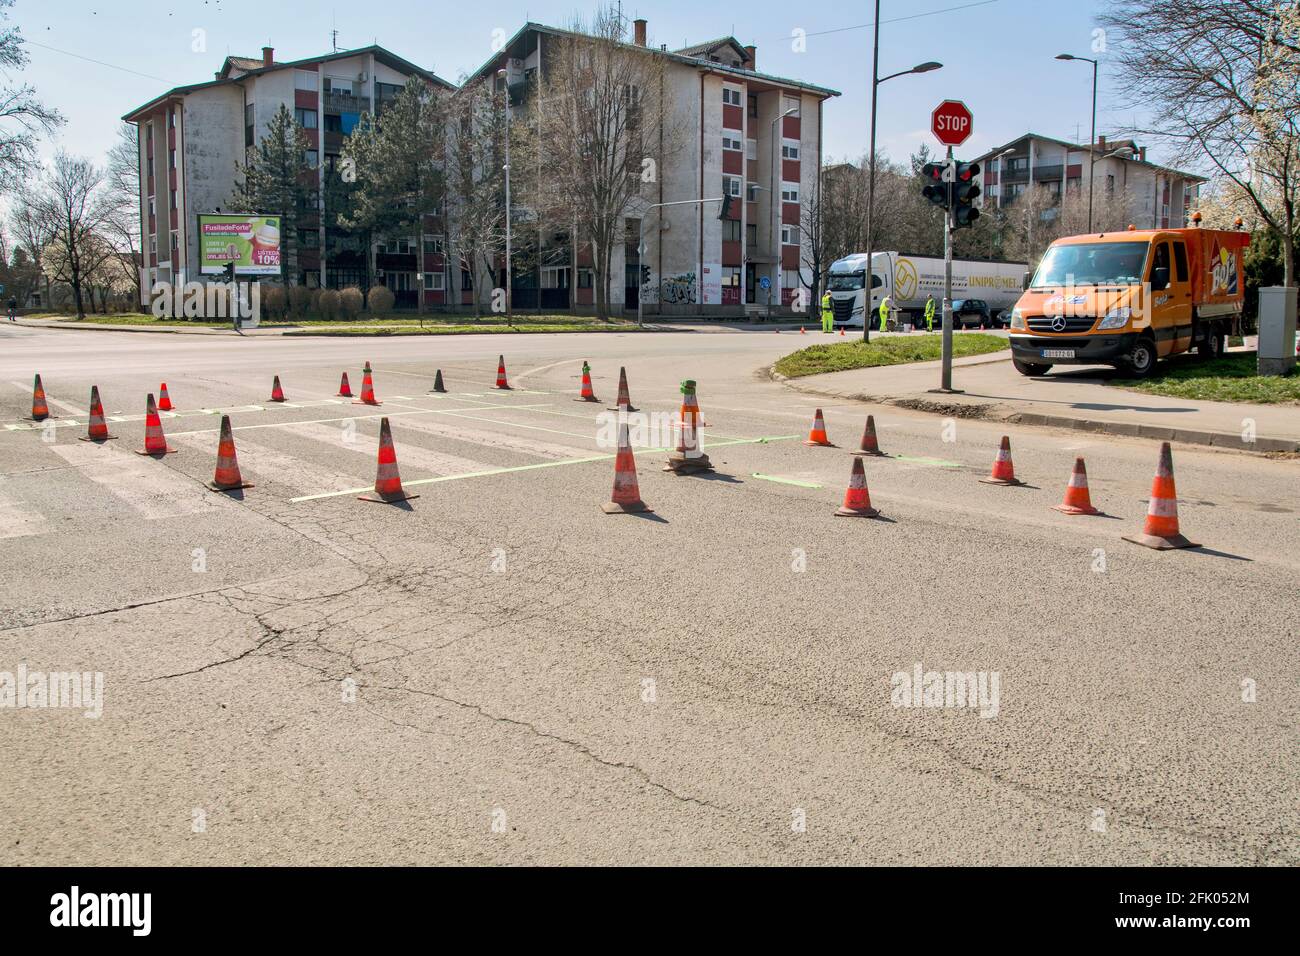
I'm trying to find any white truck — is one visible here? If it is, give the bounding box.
[826,251,1028,329]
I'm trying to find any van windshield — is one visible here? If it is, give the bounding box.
[1031,242,1148,287]
[828,272,865,292]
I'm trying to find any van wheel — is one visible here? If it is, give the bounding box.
[1126,336,1158,378]
[1013,358,1051,376]
[1198,325,1224,360]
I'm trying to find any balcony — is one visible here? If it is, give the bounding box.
[1033,164,1065,182]
[324,90,370,114]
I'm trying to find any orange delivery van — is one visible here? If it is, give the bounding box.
[1007,224,1250,377]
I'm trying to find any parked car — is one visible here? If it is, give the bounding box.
[994,308,1013,329]
[952,298,992,329]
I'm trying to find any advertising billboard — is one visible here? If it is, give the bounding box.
[197,214,282,276]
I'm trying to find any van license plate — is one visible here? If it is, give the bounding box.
[1042,349,1075,359]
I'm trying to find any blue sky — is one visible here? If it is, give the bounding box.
[15,0,1161,171]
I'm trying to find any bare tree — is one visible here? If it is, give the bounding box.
[1102,0,1300,285]
[0,0,63,193]
[7,182,56,305]
[34,153,111,319]
[523,6,683,319]
[103,122,142,304]
[445,79,508,317]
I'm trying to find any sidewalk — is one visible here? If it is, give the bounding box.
[775,350,1300,454]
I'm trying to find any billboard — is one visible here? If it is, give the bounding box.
[197,214,281,276]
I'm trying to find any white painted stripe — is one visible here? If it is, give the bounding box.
[285,420,498,481]
[45,441,221,520]
[7,381,84,417]
[394,415,591,461]
[0,492,47,539]
[167,430,362,494]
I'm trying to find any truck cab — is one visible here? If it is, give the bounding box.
[1008,226,1249,377]
[826,252,888,329]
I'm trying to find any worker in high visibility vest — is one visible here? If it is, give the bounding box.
[878,295,892,333]
[821,290,834,333]
[924,295,936,333]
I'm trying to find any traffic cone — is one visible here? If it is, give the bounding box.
[1052,457,1101,515]
[337,372,353,397]
[494,355,511,390]
[575,361,599,402]
[158,382,173,411]
[602,422,652,514]
[207,415,253,491]
[135,393,176,456]
[834,457,881,518]
[679,379,708,427]
[838,327,845,336]
[608,366,638,412]
[269,375,286,402]
[852,415,886,457]
[354,361,381,406]
[358,417,419,503]
[79,385,116,442]
[1124,442,1198,549]
[430,369,447,393]
[664,415,712,474]
[979,436,1024,486]
[800,326,806,334]
[27,373,51,421]
[804,408,836,447]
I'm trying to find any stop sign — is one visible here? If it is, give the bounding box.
[932,100,973,147]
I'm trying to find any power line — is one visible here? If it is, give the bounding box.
[26,40,166,83]
[763,0,1002,44]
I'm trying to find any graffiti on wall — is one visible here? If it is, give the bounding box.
[648,272,697,305]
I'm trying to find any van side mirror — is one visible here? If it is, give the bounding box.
[1021,271,1030,291]
[1150,266,1169,291]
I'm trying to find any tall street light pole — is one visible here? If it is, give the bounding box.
[862,0,941,342]
[498,68,513,316]
[1056,53,1098,233]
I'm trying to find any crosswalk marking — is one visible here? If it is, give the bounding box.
[0,491,47,539]
[46,441,222,521]
[285,420,499,482]
[168,431,362,494]
[395,414,591,460]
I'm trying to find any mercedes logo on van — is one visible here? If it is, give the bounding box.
[1050,315,1068,332]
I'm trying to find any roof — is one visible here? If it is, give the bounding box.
[674,37,750,60]
[123,44,454,122]
[465,21,839,98]
[972,131,1207,184]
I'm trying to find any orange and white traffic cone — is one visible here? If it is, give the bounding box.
[852,415,886,457]
[1052,457,1101,515]
[608,366,638,413]
[358,417,419,503]
[269,375,286,402]
[1124,442,1198,549]
[804,408,836,447]
[27,373,52,421]
[158,382,174,411]
[430,369,447,393]
[208,415,253,492]
[135,393,176,456]
[679,379,708,427]
[337,372,354,397]
[354,361,381,406]
[575,361,599,403]
[494,355,511,390]
[800,326,806,334]
[79,385,116,442]
[834,457,881,518]
[838,327,845,336]
[602,422,652,514]
[979,436,1024,486]
[664,415,712,474]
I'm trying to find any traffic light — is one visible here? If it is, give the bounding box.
[223,261,236,283]
[717,194,734,219]
[921,162,949,209]
[952,162,981,229]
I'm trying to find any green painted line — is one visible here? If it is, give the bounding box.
[893,455,963,468]
[290,434,799,503]
[750,473,823,489]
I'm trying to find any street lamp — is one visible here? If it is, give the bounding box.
[863,0,941,342]
[770,106,798,313]
[1055,53,1098,233]
[497,68,512,316]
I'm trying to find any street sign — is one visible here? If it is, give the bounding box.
[932,100,973,147]
[759,276,771,290]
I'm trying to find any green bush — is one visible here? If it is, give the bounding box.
[289,285,313,316]
[260,284,287,320]
[339,286,363,319]
[367,284,395,314]
[318,289,341,319]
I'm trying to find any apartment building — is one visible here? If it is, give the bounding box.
[123,45,455,307]
[467,18,839,314]
[974,133,1206,230]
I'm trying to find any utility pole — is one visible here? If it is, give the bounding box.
[941,147,955,392]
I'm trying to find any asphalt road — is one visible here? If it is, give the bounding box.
[1,323,1296,865]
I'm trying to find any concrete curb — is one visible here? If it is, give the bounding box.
[771,363,1300,455]
[13,320,667,337]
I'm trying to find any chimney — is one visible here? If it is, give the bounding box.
[1096,134,1106,151]
[1138,146,1147,162]
[262,46,274,67]
[633,19,647,47]
[744,45,756,70]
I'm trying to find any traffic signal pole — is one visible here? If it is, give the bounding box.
[941,146,955,392]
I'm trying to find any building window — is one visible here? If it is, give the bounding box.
[541,267,568,289]
[423,235,445,254]
[169,148,176,169]
[148,196,155,217]
[723,176,741,197]
[147,156,154,178]
[746,223,758,247]
[722,134,742,152]
[722,87,742,107]
[722,219,741,242]
[721,266,741,287]
[747,94,758,118]
[781,184,799,203]
[299,229,320,248]
[168,110,176,129]
[782,97,801,118]
[149,235,157,254]
[303,149,319,168]
[295,108,318,129]
[244,104,254,148]
[461,268,473,291]
[577,268,593,289]
[170,189,177,210]
[170,230,178,252]
[424,271,445,291]
[781,142,800,161]
[781,224,796,245]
